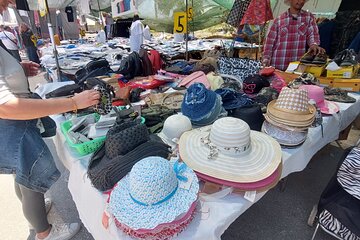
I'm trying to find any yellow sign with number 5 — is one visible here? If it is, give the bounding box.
[174,12,187,34]
[187,7,193,21]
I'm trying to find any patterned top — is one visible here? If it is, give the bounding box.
[263,10,320,71]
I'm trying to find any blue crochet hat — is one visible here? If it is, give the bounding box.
[108,157,199,230]
[181,83,218,122]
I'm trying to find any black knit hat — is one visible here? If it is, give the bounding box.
[88,140,171,192]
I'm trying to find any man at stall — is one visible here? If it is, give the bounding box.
[262,0,325,70]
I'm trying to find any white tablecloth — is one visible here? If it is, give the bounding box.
[51,94,360,240]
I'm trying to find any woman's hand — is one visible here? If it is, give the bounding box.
[72,90,100,110]
[21,61,40,77]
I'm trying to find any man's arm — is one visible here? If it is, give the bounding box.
[262,21,278,66]
[307,14,324,54]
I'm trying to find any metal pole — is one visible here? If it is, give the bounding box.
[97,0,104,28]
[45,0,61,82]
[191,0,194,38]
[185,0,188,61]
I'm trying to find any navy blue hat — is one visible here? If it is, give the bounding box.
[181,83,218,122]
[215,88,254,110]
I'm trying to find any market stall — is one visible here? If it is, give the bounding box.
[44,92,359,240]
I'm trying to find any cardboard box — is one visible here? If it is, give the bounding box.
[333,79,360,92]
[326,64,359,79]
[302,64,326,77]
[286,61,326,77]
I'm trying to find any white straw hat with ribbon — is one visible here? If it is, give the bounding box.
[179,117,282,183]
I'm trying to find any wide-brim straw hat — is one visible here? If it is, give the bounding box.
[196,162,282,192]
[179,117,282,183]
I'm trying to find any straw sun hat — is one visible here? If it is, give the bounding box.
[266,87,316,127]
[179,117,282,183]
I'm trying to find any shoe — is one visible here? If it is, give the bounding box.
[300,51,315,64]
[312,52,328,65]
[340,49,358,66]
[332,50,346,66]
[35,223,81,240]
[28,198,53,230]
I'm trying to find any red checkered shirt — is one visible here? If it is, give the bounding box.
[263,10,320,71]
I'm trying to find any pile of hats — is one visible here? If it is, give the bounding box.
[263,87,316,147]
[87,119,171,191]
[179,117,282,192]
[107,157,199,240]
[181,83,227,126]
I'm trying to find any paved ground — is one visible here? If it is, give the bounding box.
[0,73,359,240]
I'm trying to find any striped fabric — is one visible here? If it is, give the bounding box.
[337,147,360,200]
[319,210,360,240]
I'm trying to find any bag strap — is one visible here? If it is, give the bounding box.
[3,31,17,46]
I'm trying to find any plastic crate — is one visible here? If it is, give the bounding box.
[61,111,145,156]
[61,114,105,156]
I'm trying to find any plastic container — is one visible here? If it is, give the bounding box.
[61,114,105,156]
[61,111,145,156]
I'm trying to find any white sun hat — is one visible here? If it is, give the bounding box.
[158,114,192,149]
[179,117,282,183]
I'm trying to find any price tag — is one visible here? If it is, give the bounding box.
[179,172,194,190]
[187,7,193,21]
[244,191,257,202]
[174,12,187,34]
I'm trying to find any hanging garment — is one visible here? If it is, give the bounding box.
[38,0,47,17]
[330,11,360,58]
[34,11,40,27]
[65,6,74,22]
[240,0,273,26]
[226,0,251,28]
[15,0,30,11]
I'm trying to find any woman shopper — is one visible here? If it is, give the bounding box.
[0,2,100,240]
[19,22,40,64]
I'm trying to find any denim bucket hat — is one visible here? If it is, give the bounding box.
[181,83,217,122]
[108,157,199,230]
[215,88,254,110]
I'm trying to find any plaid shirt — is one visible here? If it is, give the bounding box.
[263,10,320,71]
